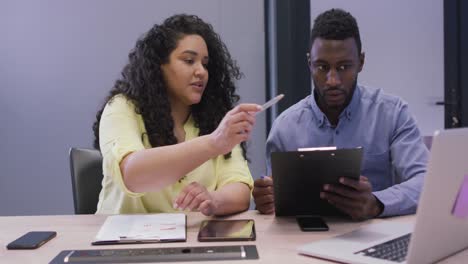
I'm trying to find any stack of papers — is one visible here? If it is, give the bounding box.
[92,213,186,245]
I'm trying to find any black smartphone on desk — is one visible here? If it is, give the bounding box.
[198,219,256,242]
[7,231,56,249]
[297,216,329,231]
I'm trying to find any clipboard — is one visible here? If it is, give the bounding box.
[271,147,363,216]
[92,213,186,245]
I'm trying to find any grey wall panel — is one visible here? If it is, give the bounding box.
[0,0,265,216]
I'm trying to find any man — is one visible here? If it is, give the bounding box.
[253,8,428,220]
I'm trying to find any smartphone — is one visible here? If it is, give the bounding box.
[6,231,57,249]
[296,216,329,231]
[198,219,256,242]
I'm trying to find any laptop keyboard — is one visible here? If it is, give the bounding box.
[355,233,411,263]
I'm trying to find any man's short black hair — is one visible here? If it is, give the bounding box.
[310,8,362,54]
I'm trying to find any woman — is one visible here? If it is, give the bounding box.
[92,14,260,216]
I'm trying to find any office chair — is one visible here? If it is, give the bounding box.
[69,147,103,214]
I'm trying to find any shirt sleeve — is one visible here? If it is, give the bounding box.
[215,145,254,190]
[373,102,429,217]
[99,96,146,198]
[265,117,287,176]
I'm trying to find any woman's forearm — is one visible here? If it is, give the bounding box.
[211,182,251,216]
[120,135,218,192]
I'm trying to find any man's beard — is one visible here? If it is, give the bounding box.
[313,78,357,111]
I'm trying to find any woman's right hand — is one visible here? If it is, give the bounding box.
[209,103,261,156]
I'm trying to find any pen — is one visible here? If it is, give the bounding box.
[258,94,284,113]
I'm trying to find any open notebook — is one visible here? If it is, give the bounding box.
[92,213,186,245]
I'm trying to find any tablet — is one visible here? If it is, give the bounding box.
[197,219,256,242]
[272,147,363,216]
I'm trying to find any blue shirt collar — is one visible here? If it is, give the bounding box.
[309,85,362,127]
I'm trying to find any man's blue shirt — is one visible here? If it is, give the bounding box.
[266,85,429,216]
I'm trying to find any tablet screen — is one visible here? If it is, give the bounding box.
[197,219,255,241]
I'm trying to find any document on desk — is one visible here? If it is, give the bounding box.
[92,213,186,245]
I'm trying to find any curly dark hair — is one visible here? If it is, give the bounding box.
[92,14,247,160]
[310,8,361,54]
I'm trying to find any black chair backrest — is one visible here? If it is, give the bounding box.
[69,147,103,214]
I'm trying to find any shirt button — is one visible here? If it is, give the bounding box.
[335,130,339,135]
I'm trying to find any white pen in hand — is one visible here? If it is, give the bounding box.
[257,94,284,114]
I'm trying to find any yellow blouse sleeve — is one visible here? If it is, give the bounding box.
[99,95,146,198]
[215,144,254,190]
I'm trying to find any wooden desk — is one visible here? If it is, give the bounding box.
[1,211,467,263]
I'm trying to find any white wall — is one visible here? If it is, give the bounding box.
[0,0,265,216]
[310,0,444,136]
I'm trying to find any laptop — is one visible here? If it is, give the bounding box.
[298,128,468,264]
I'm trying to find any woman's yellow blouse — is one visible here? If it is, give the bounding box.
[96,95,254,214]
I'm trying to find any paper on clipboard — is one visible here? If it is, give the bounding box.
[92,213,186,245]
